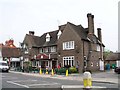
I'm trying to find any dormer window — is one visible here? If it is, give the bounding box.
[57,30,62,39]
[46,33,50,42]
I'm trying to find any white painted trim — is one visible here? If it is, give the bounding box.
[7,81,29,88]
[28,83,59,86]
[61,85,106,88]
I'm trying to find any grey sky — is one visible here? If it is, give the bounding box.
[0,0,118,52]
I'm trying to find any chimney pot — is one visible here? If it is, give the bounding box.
[97,28,102,42]
[87,13,92,17]
[29,31,35,35]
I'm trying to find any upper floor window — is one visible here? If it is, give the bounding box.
[63,41,74,50]
[97,44,100,51]
[46,33,50,42]
[44,47,49,53]
[23,44,29,54]
[39,48,44,53]
[50,46,56,52]
[57,30,62,39]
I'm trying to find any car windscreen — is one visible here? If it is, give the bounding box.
[0,63,8,66]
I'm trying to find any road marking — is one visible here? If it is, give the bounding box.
[28,83,59,86]
[61,85,107,88]
[7,81,29,88]
[2,76,18,79]
[13,80,37,82]
[2,77,18,79]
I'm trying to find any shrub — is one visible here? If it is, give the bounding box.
[59,67,66,74]
[55,67,71,75]
[69,66,77,73]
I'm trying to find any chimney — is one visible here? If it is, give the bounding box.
[87,13,94,35]
[97,28,102,42]
[9,39,14,44]
[29,31,35,35]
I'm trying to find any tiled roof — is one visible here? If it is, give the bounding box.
[67,22,88,40]
[41,30,59,47]
[2,47,21,58]
[23,34,41,47]
[67,22,104,45]
[23,22,104,48]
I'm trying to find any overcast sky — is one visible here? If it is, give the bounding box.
[0,0,119,52]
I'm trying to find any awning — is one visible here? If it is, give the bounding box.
[11,58,20,62]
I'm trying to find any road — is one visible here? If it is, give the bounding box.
[1,72,119,90]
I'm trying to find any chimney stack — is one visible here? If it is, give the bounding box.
[29,31,35,35]
[97,28,102,42]
[87,13,94,35]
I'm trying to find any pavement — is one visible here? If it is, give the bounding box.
[9,70,119,84]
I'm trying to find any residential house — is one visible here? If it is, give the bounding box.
[22,13,105,73]
[0,40,21,69]
[105,52,120,68]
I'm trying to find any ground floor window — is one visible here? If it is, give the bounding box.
[63,56,74,67]
[32,61,36,67]
[41,60,49,68]
[32,60,58,69]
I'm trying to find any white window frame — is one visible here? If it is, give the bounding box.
[46,33,50,42]
[63,56,74,67]
[97,44,100,51]
[63,41,75,50]
[39,48,43,53]
[57,30,62,39]
[50,46,56,52]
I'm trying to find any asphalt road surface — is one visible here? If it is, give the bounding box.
[1,72,119,90]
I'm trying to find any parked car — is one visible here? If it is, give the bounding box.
[0,61,9,72]
[114,67,120,74]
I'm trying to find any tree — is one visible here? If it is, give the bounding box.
[103,49,113,60]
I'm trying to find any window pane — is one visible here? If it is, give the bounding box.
[69,60,71,66]
[66,60,68,65]
[72,60,74,66]
[64,60,65,66]
[63,56,74,67]
[72,57,74,60]
[66,42,68,48]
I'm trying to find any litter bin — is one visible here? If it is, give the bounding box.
[112,64,116,69]
[106,64,110,71]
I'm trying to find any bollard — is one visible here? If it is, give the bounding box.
[51,69,54,76]
[66,69,68,76]
[39,68,42,74]
[46,68,48,74]
[83,71,92,89]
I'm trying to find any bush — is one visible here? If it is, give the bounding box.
[55,67,71,75]
[69,67,77,73]
[59,67,66,74]
[28,66,33,72]
[54,68,59,74]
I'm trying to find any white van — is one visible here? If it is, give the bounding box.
[0,61,9,72]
